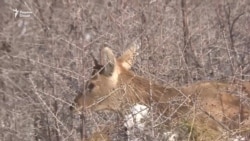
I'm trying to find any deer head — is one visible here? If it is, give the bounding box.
[70,45,138,113]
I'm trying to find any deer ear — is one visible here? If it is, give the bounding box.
[118,43,138,70]
[100,47,116,76]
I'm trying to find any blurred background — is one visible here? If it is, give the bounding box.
[0,0,249,140]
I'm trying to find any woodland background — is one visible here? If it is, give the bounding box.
[0,0,250,141]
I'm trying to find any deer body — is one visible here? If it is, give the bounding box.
[71,46,250,140]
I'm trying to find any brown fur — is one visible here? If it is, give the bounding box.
[71,46,250,139]
[85,130,110,141]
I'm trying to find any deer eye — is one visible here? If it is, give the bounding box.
[88,83,95,90]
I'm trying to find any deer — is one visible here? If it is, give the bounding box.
[84,129,111,141]
[70,44,250,140]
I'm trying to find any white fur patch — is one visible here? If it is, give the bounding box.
[164,132,179,141]
[124,104,149,134]
[108,65,120,86]
[232,136,246,141]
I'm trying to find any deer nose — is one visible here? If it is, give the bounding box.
[69,103,75,111]
[69,106,73,111]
